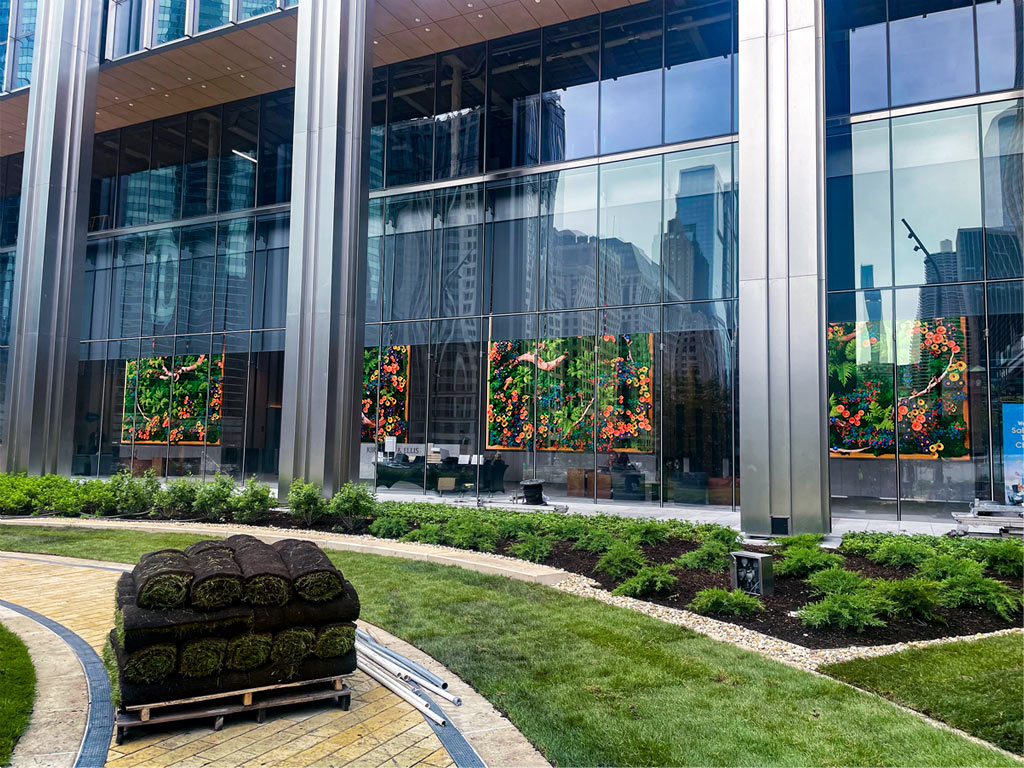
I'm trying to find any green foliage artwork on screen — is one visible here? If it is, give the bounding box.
[828,317,969,458]
[486,333,654,452]
[362,345,410,443]
[122,354,223,445]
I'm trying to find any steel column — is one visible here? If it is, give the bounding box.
[1,0,103,474]
[279,0,373,496]
[738,0,830,535]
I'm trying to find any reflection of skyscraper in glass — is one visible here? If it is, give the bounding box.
[541,92,567,164]
[982,102,1023,277]
[663,164,732,300]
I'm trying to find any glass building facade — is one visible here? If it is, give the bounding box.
[824,0,1023,521]
[0,0,1019,529]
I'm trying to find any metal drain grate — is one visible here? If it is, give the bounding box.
[414,689,487,768]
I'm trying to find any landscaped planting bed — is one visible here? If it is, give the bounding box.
[1,471,1021,649]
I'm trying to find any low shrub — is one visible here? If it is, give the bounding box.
[612,565,677,598]
[401,523,445,545]
[866,537,936,568]
[798,592,888,632]
[286,478,328,528]
[775,546,844,577]
[509,533,552,563]
[368,515,410,540]
[973,538,1024,579]
[625,520,672,546]
[153,478,199,519]
[329,483,376,531]
[571,527,617,554]
[107,470,160,516]
[771,533,824,551]
[444,518,499,553]
[940,573,1024,622]
[916,554,985,582]
[806,567,869,596]
[232,477,274,526]
[496,514,539,541]
[674,540,731,573]
[32,475,84,516]
[0,474,34,515]
[702,526,742,551]
[872,577,944,623]
[193,473,235,523]
[839,532,890,557]
[77,479,116,517]
[596,540,648,581]
[688,588,763,616]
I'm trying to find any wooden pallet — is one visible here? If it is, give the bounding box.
[114,675,352,744]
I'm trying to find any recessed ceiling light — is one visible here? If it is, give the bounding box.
[414,17,420,22]
[129,102,134,106]
[373,39,378,44]
[424,26,430,31]
[150,86,156,90]
[467,3,473,6]
[114,95,119,100]
[269,55,274,60]
[187,76,192,81]
[201,84,207,88]
[227,66,232,71]
[477,12,483,17]
[164,93,170,96]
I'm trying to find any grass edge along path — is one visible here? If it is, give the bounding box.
[0,524,1018,768]
[0,621,35,767]
[823,635,1024,756]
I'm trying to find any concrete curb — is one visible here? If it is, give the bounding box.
[0,517,569,585]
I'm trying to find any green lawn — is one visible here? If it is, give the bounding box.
[823,635,1024,756]
[0,524,1018,767]
[0,622,35,767]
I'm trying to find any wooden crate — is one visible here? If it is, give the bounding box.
[114,675,352,744]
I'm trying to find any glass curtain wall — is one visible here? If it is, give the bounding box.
[825,98,1023,521]
[364,141,738,509]
[370,0,737,190]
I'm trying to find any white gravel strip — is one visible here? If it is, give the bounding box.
[552,574,1024,671]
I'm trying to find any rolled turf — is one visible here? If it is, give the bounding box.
[133,549,193,610]
[225,633,273,671]
[314,624,356,659]
[108,631,177,684]
[271,627,316,664]
[186,544,242,610]
[272,539,346,602]
[225,535,292,607]
[115,573,254,652]
[179,638,228,678]
[251,583,360,634]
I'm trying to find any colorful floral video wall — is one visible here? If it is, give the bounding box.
[828,317,970,459]
[122,354,223,445]
[362,345,409,443]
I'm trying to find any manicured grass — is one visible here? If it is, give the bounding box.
[0,524,1017,767]
[0,622,35,766]
[823,635,1024,755]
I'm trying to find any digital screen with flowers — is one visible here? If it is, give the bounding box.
[362,345,410,443]
[122,354,223,445]
[487,334,655,452]
[828,318,970,458]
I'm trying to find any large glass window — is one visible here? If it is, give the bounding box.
[0,153,23,248]
[825,120,893,291]
[238,0,277,20]
[117,123,152,228]
[432,185,483,318]
[109,234,145,339]
[90,132,119,233]
[196,0,230,32]
[823,0,888,118]
[542,17,600,163]
[599,155,662,307]
[109,0,145,58]
[177,223,216,335]
[891,107,983,286]
[981,100,1023,280]
[252,214,288,330]
[487,31,541,172]
[429,318,482,494]
[153,0,187,45]
[142,228,180,337]
[245,329,284,481]
[375,321,429,491]
[366,199,384,323]
[383,192,432,321]
[183,107,222,219]
[541,166,597,311]
[435,45,486,180]
[370,69,387,191]
[387,57,436,187]
[82,240,113,341]
[600,0,664,155]
[219,99,259,212]
[663,300,734,507]
[976,0,1023,94]
[484,177,540,315]
[664,0,734,143]
[663,144,736,301]
[149,115,186,224]
[213,217,254,333]
[257,90,294,208]
[988,280,1023,506]
[888,0,976,108]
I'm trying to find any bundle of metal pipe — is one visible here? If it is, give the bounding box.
[355,631,461,728]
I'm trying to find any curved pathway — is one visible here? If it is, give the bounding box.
[0,552,549,768]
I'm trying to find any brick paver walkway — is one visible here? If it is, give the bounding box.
[0,556,454,768]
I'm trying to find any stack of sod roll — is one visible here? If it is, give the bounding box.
[104,534,360,707]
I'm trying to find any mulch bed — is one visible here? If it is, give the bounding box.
[501,539,1022,650]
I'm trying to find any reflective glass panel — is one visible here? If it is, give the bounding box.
[892,107,983,286]
[245,330,284,480]
[383,192,432,321]
[102,339,139,475]
[435,45,486,180]
[117,123,151,228]
[664,300,735,508]
[823,0,888,116]
[257,89,293,207]
[238,0,277,20]
[387,57,435,187]
[215,217,253,333]
[541,166,598,311]
[207,332,248,480]
[370,68,387,191]
[219,99,259,212]
[183,107,221,218]
[664,0,733,143]
[976,0,1022,95]
[252,214,288,329]
[72,342,106,476]
[367,199,384,323]
[177,224,216,335]
[132,334,174,475]
[360,324,381,483]
[601,0,664,155]
[487,31,541,172]
[110,0,145,58]
[197,0,230,31]
[0,154,22,248]
[82,239,113,341]
[888,0,976,107]
[988,280,1023,505]
[485,313,536,494]
[600,155,662,307]
[981,100,1023,279]
[153,0,187,45]
[376,321,429,492]
[896,283,989,520]
[663,144,736,301]
[827,289,898,519]
[149,114,185,224]
[542,17,600,163]
[109,234,145,339]
[167,334,213,476]
[429,318,482,494]
[826,120,893,291]
[432,185,483,318]
[142,228,180,337]
[484,177,540,314]
[90,132,119,232]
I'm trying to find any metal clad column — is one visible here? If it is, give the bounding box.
[1,0,102,474]
[738,0,830,535]
[280,0,373,496]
